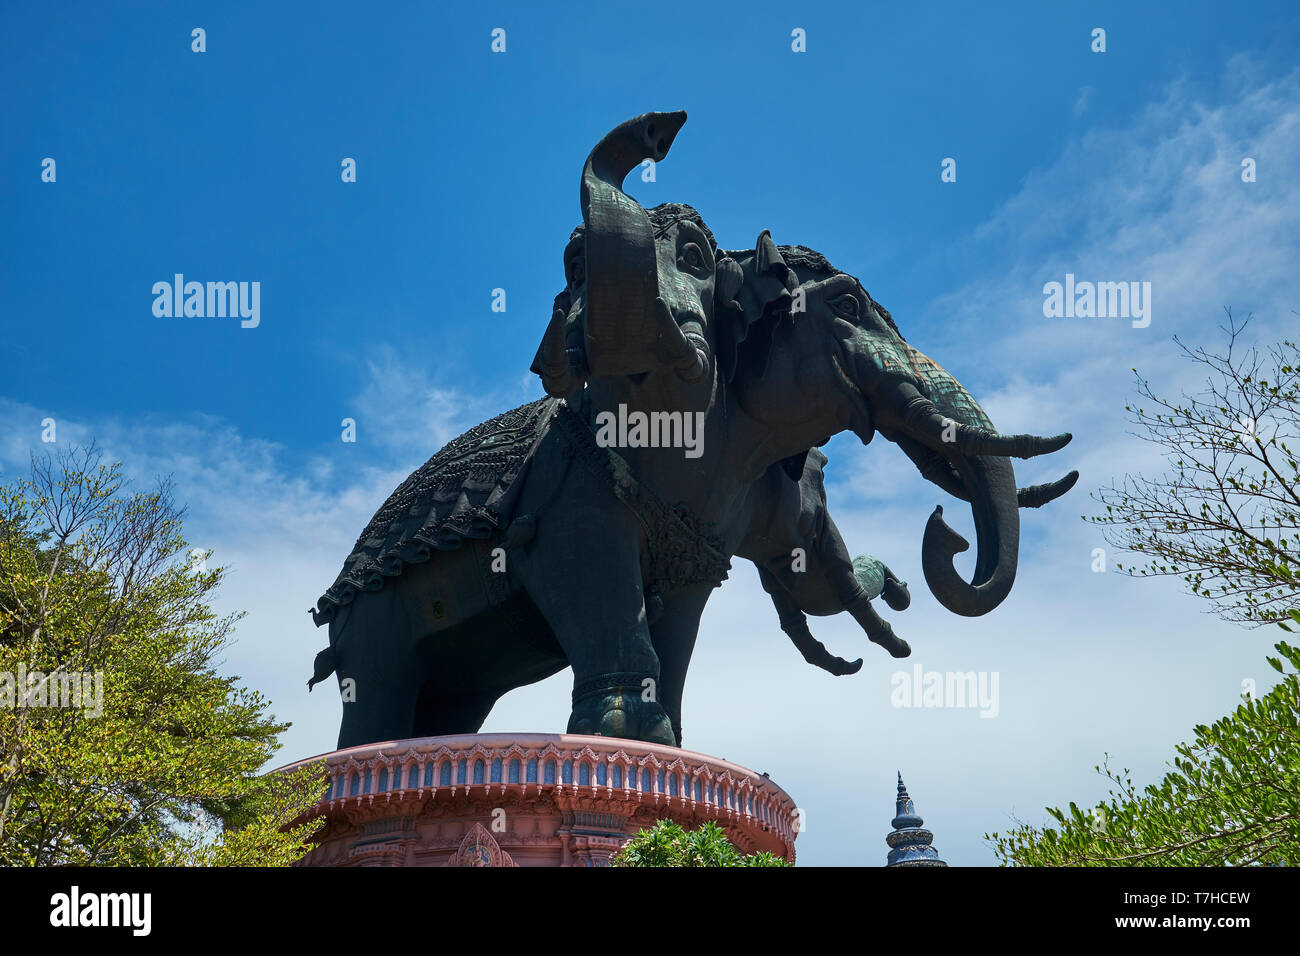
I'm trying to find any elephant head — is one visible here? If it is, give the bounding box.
[725,236,1076,618]
[742,447,915,673]
[531,111,746,396]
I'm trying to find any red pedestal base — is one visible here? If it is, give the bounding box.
[281,733,799,866]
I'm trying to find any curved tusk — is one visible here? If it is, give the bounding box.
[901,438,1077,510]
[651,297,709,383]
[1018,470,1079,509]
[893,382,1072,460]
[532,302,584,397]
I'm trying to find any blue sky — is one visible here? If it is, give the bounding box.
[3,2,1299,865]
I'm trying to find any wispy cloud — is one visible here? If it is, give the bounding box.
[2,59,1297,865]
[0,350,548,768]
[789,55,1300,863]
[1072,85,1094,118]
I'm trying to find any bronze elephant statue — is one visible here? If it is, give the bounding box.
[309,111,1076,749]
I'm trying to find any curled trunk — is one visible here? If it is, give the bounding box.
[580,111,687,377]
[878,357,1072,617]
[920,453,1020,617]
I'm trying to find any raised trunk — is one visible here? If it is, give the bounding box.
[580,111,686,377]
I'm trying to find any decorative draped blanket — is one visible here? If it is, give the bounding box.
[312,398,558,626]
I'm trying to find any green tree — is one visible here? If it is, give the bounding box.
[1090,313,1299,626]
[0,444,324,865]
[990,317,1300,865]
[610,819,791,867]
[987,638,1300,865]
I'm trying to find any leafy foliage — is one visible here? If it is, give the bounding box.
[1090,313,1300,627]
[610,819,790,867]
[993,322,1300,866]
[988,637,1300,866]
[0,444,325,865]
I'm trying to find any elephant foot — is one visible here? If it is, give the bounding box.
[781,618,864,676]
[869,629,912,658]
[881,574,911,612]
[848,596,913,658]
[569,673,677,746]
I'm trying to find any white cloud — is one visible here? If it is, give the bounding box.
[756,56,1300,865]
[1073,85,1094,119]
[3,59,1297,865]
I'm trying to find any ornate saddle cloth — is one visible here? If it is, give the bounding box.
[312,398,558,625]
[313,395,733,627]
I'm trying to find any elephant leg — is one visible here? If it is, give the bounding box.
[847,597,911,658]
[757,566,863,676]
[336,661,424,748]
[817,514,912,658]
[334,649,424,750]
[328,584,429,749]
[647,583,714,747]
[409,598,566,738]
[506,463,670,749]
[511,463,674,746]
[413,682,500,737]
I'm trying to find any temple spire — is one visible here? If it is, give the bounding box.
[886,772,947,867]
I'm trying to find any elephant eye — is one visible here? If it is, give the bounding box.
[679,242,708,276]
[829,294,859,319]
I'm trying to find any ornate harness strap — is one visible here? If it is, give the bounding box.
[552,399,731,594]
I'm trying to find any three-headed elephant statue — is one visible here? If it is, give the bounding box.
[309,110,1078,749]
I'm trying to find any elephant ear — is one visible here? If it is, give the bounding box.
[750,229,797,309]
[793,446,831,537]
[712,256,747,382]
[725,230,799,381]
[530,289,588,398]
